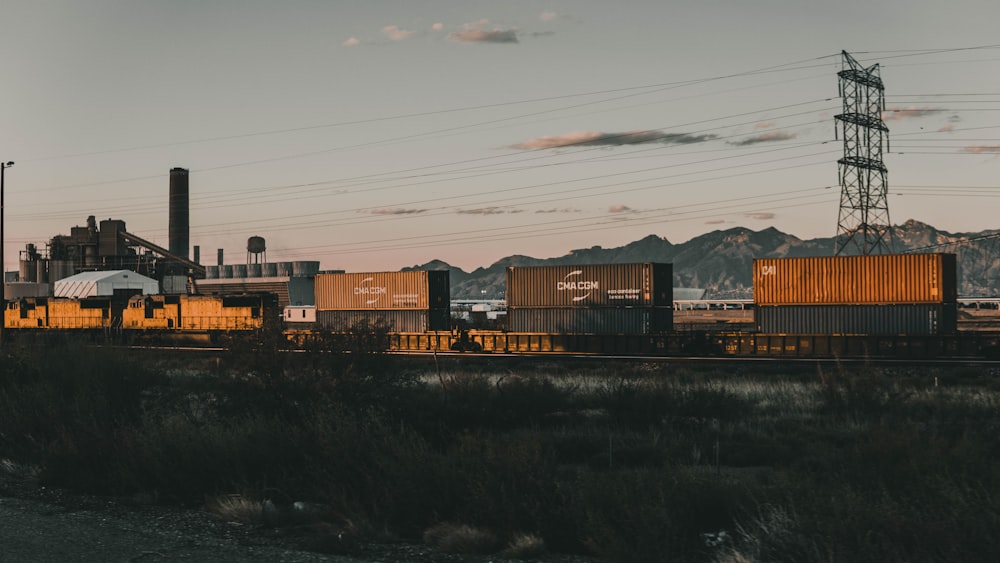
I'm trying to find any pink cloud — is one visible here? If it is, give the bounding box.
[729,131,796,146]
[342,37,361,47]
[367,208,427,215]
[382,25,417,41]
[512,130,715,149]
[609,205,636,214]
[457,207,524,215]
[882,106,942,121]
[449,28,518,43]
[961,146,1000,154]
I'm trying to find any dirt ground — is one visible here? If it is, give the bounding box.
[0,468,594,563]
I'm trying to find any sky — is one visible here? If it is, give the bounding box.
[2,0,1000,274]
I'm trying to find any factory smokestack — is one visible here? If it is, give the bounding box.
[169,167,189,260]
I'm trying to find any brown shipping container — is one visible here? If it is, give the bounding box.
[755,303,957,335]
[315,271,449,311]
[507,306,672,334]
[506,263,672,308]
[753,254,957,306]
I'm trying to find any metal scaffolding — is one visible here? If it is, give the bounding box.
[834,50,894,255]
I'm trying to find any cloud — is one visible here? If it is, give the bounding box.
[755,121,777,129]
[704,219,727,225]
[366,208,427,215]
[961,145,1000,154]
[729,131,796,146]
[448,28,519,43]
[457,207,524,215]
[882,106,942,121]
[609,205,638,214]
[535,208,580,214]
[512,130,717,149]
[382,25,417,41]
[938,123,954,133]
[540,11,558,22]
[744,212,775,220]
[342,37,361,47]
[431,22,444,31]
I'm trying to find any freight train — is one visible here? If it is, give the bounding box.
[5,255,1000,359]
[4,292,278,344]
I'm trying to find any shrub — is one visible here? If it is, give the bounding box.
[423,522,499,554]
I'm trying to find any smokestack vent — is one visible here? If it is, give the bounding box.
[169,168,190,260]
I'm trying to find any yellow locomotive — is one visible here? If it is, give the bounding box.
[5,293,276,338]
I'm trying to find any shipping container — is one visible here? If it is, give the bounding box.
[753,254,957,306]
[506,263,672,308]
[316,309,451,332]
[507,306,673,334]
[755,303,957,335]
[314,271,450,311]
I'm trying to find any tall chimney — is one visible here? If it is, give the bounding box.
[169,167,190,260]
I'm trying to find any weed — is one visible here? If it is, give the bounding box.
[423,522,499,554]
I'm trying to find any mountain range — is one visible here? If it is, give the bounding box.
[405,220,1000,299]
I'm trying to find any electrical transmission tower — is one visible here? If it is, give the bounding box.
[834,50,894,256]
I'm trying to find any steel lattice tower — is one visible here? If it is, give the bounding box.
[834,50,894,256]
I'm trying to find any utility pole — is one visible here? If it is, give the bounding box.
[1,161,13,348]
[834,50,893,256]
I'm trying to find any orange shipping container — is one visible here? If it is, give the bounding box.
[314,271,449,311]
[753,254,957,306]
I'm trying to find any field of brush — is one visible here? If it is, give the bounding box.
[2,334,999,562]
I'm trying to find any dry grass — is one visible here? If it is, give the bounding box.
[422,522,499,554]
[502,532,547,558]
[206,494,264,524]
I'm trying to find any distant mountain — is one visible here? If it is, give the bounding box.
[406,220,1000,299]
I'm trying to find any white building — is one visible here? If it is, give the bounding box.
[54,270,159,298]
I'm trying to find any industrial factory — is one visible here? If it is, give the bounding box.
[5,167,321,309]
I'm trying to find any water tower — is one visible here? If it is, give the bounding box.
[247,236,266,265]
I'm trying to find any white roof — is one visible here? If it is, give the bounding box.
[54,270,160,298]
